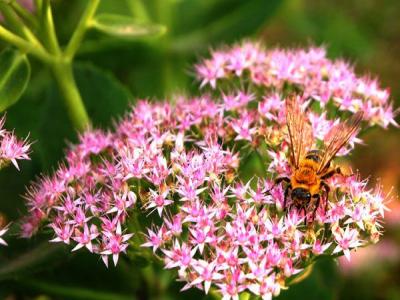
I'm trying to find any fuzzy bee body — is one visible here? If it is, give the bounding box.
[276,96,363,221]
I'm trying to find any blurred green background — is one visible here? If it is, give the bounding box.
[0,0,399,299]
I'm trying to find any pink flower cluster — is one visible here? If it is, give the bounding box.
[21,98,238,267]
[22,42,396,298]
[144,175,386,300]
[196,41,397,129]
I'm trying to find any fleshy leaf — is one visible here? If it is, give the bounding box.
[90,14,166,39]
[0,48,31,112]
[38,63,132,170]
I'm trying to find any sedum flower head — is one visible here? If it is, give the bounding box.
[22,41,396,298]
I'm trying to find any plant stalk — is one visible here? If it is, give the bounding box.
[50,62,90,131]
[65,0,100,59]
[0,2,41,46]
[41,0,61,54]
[0,25,53,63]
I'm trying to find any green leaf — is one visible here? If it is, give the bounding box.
[74,63,133,126]
[38,63,133,170]
[0,68,50,220]
[91,14,166,39]
[171,0,283,52]
[0,48,31,112]
[276,258,339,300]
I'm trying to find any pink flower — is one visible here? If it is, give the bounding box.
[248,273,280,300]
[142,227,166,253]
[162,240,195,270]
[312,240,332,255]
[333,226,363,261]
[230,114,256,142]
[50,223,73,244]
[223,91,255,111]
[101,222,133,267]
[146,188,173,216]
[0,116,31,170]
[191,260,224,294]
[72,224,99,253]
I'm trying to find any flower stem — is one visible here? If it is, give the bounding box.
[239,292,251,300]
[9,0,38,29]
[50,62,90,131]
[127,0,151,22]
[65,0,100,59]
[41,0,61,55]
[0,2,41,46]
[0,25,53,63]
[288,263,314,285]
[0,0,95,131]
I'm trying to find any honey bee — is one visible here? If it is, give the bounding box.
[276,96,363,221]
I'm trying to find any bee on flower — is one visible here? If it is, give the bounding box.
[21,41,396,299]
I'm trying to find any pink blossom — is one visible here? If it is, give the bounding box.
[191,260,224,294]
[72,224,99,253]
[101,222,133,266]
[0,116,31,170]
[19,41,396,299]
[333,226,363,261]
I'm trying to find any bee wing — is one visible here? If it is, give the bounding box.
[285,96,313,168]
[317,112,363,174]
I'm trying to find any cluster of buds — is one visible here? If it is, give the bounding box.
[22,41,395,298]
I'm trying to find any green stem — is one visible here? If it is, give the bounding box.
[34,0,43,17]
[0,3,42,47]
[0,4,24,35]
[0,25,53,63]
[65,0,100,59]
[127,0,151,22]
[9,0,38,29]
[41,0,61,54]
[239,292,251,300]
[209,288,222,300]
[287,263,314,285]
[0,0,92,132]
[50,62,90,131]
[155,0,175,96]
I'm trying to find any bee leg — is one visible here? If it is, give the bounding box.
[311,194,321,222]
[301,206,308,225]
[283,184,292,212]
[275,177,291,185]
[320,181,330,213]
[321,167,345,180]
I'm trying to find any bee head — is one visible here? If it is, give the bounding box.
[291,188,311,202]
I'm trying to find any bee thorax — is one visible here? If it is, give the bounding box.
[294,167,317,184]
